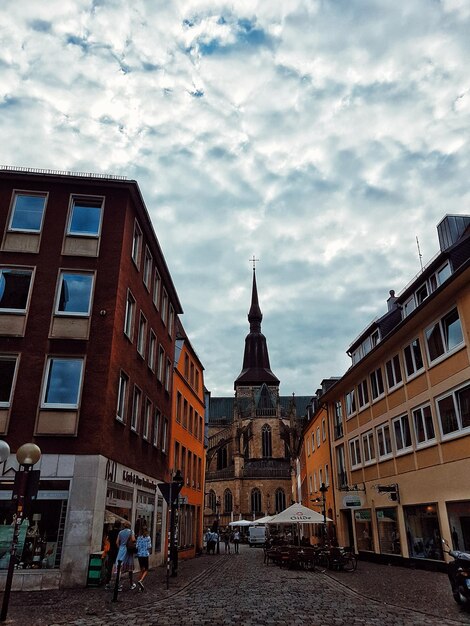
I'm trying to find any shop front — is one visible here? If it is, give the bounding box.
[404,503,443,561]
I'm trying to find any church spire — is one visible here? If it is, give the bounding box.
[234,263,279,389]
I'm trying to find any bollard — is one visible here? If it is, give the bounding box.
[112,560,122,602]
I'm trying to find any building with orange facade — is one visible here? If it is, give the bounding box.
[322,214,470,568]
[300,381,337,545]
[169,318,205,559]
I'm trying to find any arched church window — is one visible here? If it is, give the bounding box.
[251,488,261,514]
[275,488,286,513]
[217,446,228,470]
[208,490,216,512]
[224,489,233,513]
[262,424,272,458]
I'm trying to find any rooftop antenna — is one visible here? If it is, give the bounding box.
[416,236,423,272]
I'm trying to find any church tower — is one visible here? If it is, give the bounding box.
[204,266,309,529]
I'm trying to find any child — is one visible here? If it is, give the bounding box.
[136,526,152,591]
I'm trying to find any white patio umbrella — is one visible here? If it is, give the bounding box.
[267,503,332,524]
[252,515,274,525]
[228,519,252,527]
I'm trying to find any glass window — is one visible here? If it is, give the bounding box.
[362,430,375,464]
[376,423,392,459]
[357,379,369,409]
[0,356,17,407]
[404,504,443,560]
[161,417,168,452]
[143,398,152,440]
[132,221,142,265]
[437,263,451,286]
[42,358,83,408]
[415,284,428,305]
[251,488,261,513]
[143,247,152,290]
[165,357,171,392]
[9,193,47,232]
[169,305,174,339]
[345,390,356,416]
[370,367,384,400]
[68,196,103,236]
[386,354,402,390]
[262,424,272,457]
[403,297,416,317]
[426,308,463,362]
[437,383,470,437]
[153,269,161,309]
[412,405,435,446]
[0,268,33,312]
[403,338,424,378]
[316,427,321,447]
[393,414,413,453]
[275,488,286,513]
[124,291,135,339]
[148,331,156,371]
[157,346,164,382]
[355,509,374,551]
[153,409,161,447]
[322,418,326,441]
[349,437,361,468]
[224,489,233,513]
[116,372,128,422]
[131,387,141,431]
[137,313,147,356]
[56,272,93,315]
[161,289,168,326]
[376,508,401,555]
[336,445,347,488]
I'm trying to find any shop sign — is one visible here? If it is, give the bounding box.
[122,470,157,491]
[355,510,371,521]
[343,494,362,509]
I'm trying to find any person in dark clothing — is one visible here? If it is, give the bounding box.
[104,521,121,588]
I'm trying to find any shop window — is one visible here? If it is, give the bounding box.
[412,404,436,447]
[425,307,463,363]
[376,423,392,460]
[436,382,470,438]
[9,192,47,232]
[136,491,155,552]
[393,414,413,454]
[404,503,443,560]
[124,290,135,340]
[446,501,470,552]
[349,437,361,469]
[403,338,424,379]
[155,496,163,552]
[370,367,384,400]
[55,271,93,316]
[345,389,356,417]
[386,354,402,391]
[116,371,129,422]
[42,357,83,408]
[68,196,103,236]
[362,430,375,465]
[354,510,374,552]
[0,356,18,407]
[357,378,369,409]
[376,508,401,555]
[0,268,33,312]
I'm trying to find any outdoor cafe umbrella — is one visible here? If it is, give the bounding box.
[228,519,252,527]
[252,515,274,525]
[267,503,332,546]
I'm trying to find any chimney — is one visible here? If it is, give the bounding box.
[387,290,399,311]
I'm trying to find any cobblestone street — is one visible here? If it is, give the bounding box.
[4,545,470,625]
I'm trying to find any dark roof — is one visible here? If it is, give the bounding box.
[208,395,311,424]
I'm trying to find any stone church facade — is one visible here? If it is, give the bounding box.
[204,268,311,530]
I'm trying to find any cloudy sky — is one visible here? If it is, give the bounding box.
[1,1,470,396]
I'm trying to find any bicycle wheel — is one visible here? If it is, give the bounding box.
[315,552,329,571]
[341,553,357,572]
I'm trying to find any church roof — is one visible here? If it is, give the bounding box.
[208,395,313,425]
[234,268,279,388]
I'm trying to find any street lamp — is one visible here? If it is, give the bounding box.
[311,482,328,547]
[216,497,221,555]
[169,470,184,579]
[1,442,41,623]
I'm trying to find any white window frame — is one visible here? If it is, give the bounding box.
[153,409,161,448]
[0,355,19,408]
[306,439,310,456]
[41,357,84,409]
[116,371,129,422]
[357,378,369,410]
[143,246,153,290]
[403,338,424,380]
[168,305,174,339]
[425,306,464,365]
[376,423,393,460]
[161,417,168,453]
[345,389,356,418]
[412,403,436,448]
[55,271,94,317]
[157,345,165,382]
[349,437,361,469]
[143,398,152,441]
[153,268,161,309]
[322,418,326,442]
[370,366,385,401]
[148,330,157,372]
[137,312,147,357]
[124,290,135,340]
[436,381,470,441]
[131,221,142,267]
[316,426,320,448]
[403,296,416,318]
[131,386,142,432]
[311,432,315,452]
[386,354,403,391]
[325,463,329,487]
[8,191,47,233]
[392,414,413,455]
[362,430,376,465]
[67,195,104,237]
[161,289,168,326]
[165,357,172,392]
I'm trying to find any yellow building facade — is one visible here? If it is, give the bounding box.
[322,215,470,566]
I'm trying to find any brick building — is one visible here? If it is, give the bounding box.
[205,268,310,530]
[0,167,183,588]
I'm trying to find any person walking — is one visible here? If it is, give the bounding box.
[114,520,136,590]
[136,526,152,591]
[233,530,240,554]
[223,529,231,554]
[104,521,121,589]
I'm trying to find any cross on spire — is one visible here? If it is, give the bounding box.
[249,255,259,271]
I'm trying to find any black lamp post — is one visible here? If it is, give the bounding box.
[0,442,41,623]
[215,497,221,555]
[170,470,184,578]
[311,482,328,547]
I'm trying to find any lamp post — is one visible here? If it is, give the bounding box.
[214,497,221,555]
[311,482,328,547]
[1,442,41,623]
[169,470,184,579]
